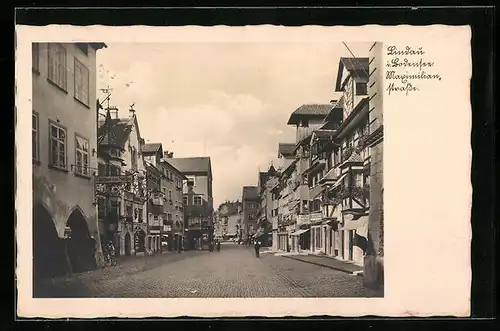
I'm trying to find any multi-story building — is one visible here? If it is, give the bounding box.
[363,42,384,289]
[242,186,259,243]
[97,106,148,257]
[141,143,165,254]
[168,157,214,250]
[305,104,343,257]
[32,42,106,280]
[258,165,279,247]
[285,104,333,253]
[215,201,242,240]
[274,143,296,251]
[277,160,296,251]
[314,57,371,266]
[160,153,187,252]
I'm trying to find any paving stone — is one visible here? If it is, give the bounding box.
[34,243,382,298]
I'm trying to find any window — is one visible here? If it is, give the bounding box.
[74,58,89,105]
[168,190,172,201]
[75,135,89,176]
[49,122,67,169]
[32,43,39,73]
[248,214,255,220]
[48,43,67,90]
[153,215,159,226]
[354,173,363,188]
[183,196,188,205]
[32,113,39,162]
[356,82,368,95]
[109,165,120,176]
[301,119,309,128]
[194,196,203,205]
[186,175,196,186]
[248,203,254,209]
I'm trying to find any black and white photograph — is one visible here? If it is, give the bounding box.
[31,40,384,299]
[16,24,473,318]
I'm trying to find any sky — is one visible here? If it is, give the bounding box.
[96,42,371,207]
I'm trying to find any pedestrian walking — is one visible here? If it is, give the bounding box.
[254,239,261,258]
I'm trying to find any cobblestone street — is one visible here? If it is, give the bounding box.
[35,243,382,298]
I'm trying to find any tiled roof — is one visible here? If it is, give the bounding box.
[167,157,211,174]
[97,117,133,148]
[278,143,296,157]
[141,143,162,154]
[335,57,369,91]
[287,104,333,125]
[345,150,363,164]
[242,186,259,200]
[340,57,369,72]
[319,167,337,184]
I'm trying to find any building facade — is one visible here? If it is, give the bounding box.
[274,143,296,252]
[32,42,106,280]
[160,155,186,252]
[215,201,242,240]
[141,143,165,254]
[168,157,214,250]
[258,165,278,247]
[96,107,148,258]
[285,104,333,253]
[242,186,260,243]
[363,42,384,289]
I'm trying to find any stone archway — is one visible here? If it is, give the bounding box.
[66,208,95,273]
[124,232,132,256]
[33,203,68,281]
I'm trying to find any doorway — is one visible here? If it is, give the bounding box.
[124,232,132,256]
[66,208,95,273]
[33,204,67,280]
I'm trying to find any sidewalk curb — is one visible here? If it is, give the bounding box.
[283,255,363,276]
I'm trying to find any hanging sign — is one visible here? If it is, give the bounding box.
[96,175,133,184]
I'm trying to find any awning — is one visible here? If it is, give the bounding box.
[291,228,310,236]
[338,216,368,231]
[331,173,348,190]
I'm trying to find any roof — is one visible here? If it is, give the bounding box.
[343,150,364,165]
[97,117,133,149]
[335,57,369,91]
[340,57,369,72]
[160,160,187,179]
[278,143,296,157]
[287,104,333,125]
[167,157,212,175]
[242,186,260,200]
[141,143,163,154]
[90,43,107,50]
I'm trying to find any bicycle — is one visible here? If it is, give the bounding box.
[103,250,117,267]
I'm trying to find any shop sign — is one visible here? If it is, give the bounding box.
[96,175,133,184]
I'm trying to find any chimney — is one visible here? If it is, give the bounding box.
[163,151,169,159]
[168,152,174,158]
